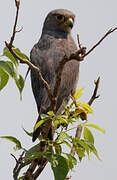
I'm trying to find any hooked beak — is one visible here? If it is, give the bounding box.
[65,17,74,28]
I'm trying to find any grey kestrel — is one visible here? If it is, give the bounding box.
[30,9,79,141]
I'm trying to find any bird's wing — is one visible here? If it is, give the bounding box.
[30,43,56,113]
[30,35,79,114]
[30,35,79,141]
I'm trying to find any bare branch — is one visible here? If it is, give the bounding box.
[12,151,30,180]
[14,161,31,180]
[88,77,100,106]
[11,153,18,163]
[9,0,20,48]
[77,34,82,49]
[83,28,117,58]
[65,176,72,180]
[15,26,23,33]
[15,0,20,8]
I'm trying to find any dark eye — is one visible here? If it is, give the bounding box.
[55,15,65,22]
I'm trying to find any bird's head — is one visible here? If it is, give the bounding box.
[43,9,75,34]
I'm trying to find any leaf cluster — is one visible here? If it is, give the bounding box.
[0,46,29,98]
[0,88,105,180]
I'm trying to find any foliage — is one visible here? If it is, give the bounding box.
[0,80,105,180]
[0,46,29,98]
[0,136,22,151]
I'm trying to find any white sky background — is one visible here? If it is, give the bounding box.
[0,0,117,179]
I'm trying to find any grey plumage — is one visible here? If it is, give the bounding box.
[30,9,79,141]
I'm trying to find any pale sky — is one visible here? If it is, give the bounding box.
[0,0,117,179]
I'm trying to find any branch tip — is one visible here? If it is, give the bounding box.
[11,154,18,163]
[77,34,82,49]
[15,26,23,33]
[15,0,20,8]
[96,94,100,99]
[65,176,72,180]
[83,27,117,58]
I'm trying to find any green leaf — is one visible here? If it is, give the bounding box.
[40,113,49,119]
[62,100,67,108]
[34,119,45,131]
[0,136,22,151]
[76,147,85,159]
[0,67,9,90]
[86,124,106,134]
[73,88,84,100]
[65,153,77,170]
[77,139,90,157]
[91,146,101,161]
[51,155,69,180]
[0,60,24,95]
[72,137,86,159]
[64,141,74,151]
[22,128,33,137]
[85,141,101,161]
[83,127,94,144]
[80,102,93,114]
[13,47,29,61]
[3,47,19,67]
[56,132,70,144]
[53,114,69,127]
[53,118,68,127]
[14,74,24,98]
[47,111,55,116]
[54,143,62,155]
[0,61,14,77]
[25,144,44,162]
[48,155,59,167]
[76,138,101,160]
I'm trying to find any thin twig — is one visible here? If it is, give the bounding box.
[83,28,117,58]
[15,26,23,33]
[88,77,100,106]
[13,161,31,180]
[11,153,18,163]
[65,176,72,180]
[12,151,26,180]
[77,34,82,49]
[9,0,20,48]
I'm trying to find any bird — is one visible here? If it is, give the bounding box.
[30,9,80,142]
